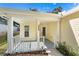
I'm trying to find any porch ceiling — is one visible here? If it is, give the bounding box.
[0,8,61,23]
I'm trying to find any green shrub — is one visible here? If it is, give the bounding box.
[56,42,78,56]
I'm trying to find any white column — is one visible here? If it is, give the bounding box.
[54,21,60,48]
[7,17,14,54]
[56,21,60,47]
[57,21,60,43]
[36,20,40,49]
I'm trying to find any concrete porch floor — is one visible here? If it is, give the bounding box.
[45,39,63,56]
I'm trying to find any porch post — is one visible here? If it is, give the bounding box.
[7,17,14,54]
[58,21,60,43]
[54,21,60,48]
[56,21,60,47]
[37,20,40,49]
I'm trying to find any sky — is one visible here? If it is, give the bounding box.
[0,3,78,12]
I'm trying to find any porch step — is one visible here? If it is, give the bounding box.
[4,50,48,56]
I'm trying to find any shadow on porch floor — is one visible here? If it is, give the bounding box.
[45,39,63,56]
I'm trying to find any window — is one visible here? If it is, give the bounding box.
[24,26,29,37]
[0,17,7,25]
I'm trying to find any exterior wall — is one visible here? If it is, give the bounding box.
[60,11,79,51]
[70,18,79,46]
[39,23,48,38]
[20,21,37,41]
[20,21,58,42]
[40,22,58,42]
[47,22,58,42]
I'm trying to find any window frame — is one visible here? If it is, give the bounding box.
[24,25,29,37]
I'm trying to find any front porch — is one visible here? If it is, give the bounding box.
[12,35,53,53]
[6,35,62,56]
[0,10,61,55]
[6,19,60,54]
[6,34,47,54]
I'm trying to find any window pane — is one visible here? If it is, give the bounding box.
[24,26,29,37]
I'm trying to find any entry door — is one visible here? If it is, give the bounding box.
[42,27,46,36]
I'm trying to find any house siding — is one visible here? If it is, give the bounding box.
[20,21,37,41]
[40,22,58,42]
[60,11,79,51]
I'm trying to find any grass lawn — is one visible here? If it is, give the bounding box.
[0,32,19,55]
[0,33,7,55]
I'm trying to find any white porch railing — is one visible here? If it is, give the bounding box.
[13,36,47,53]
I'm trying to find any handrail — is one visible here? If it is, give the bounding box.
[13,37,46,52]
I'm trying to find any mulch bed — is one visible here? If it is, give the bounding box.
[4,50,48,56]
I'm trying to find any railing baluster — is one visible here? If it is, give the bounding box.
[29,42,31,52]
[13,36,47,53]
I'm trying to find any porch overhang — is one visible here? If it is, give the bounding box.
[0,8,61,54]
[0,8,61,23]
